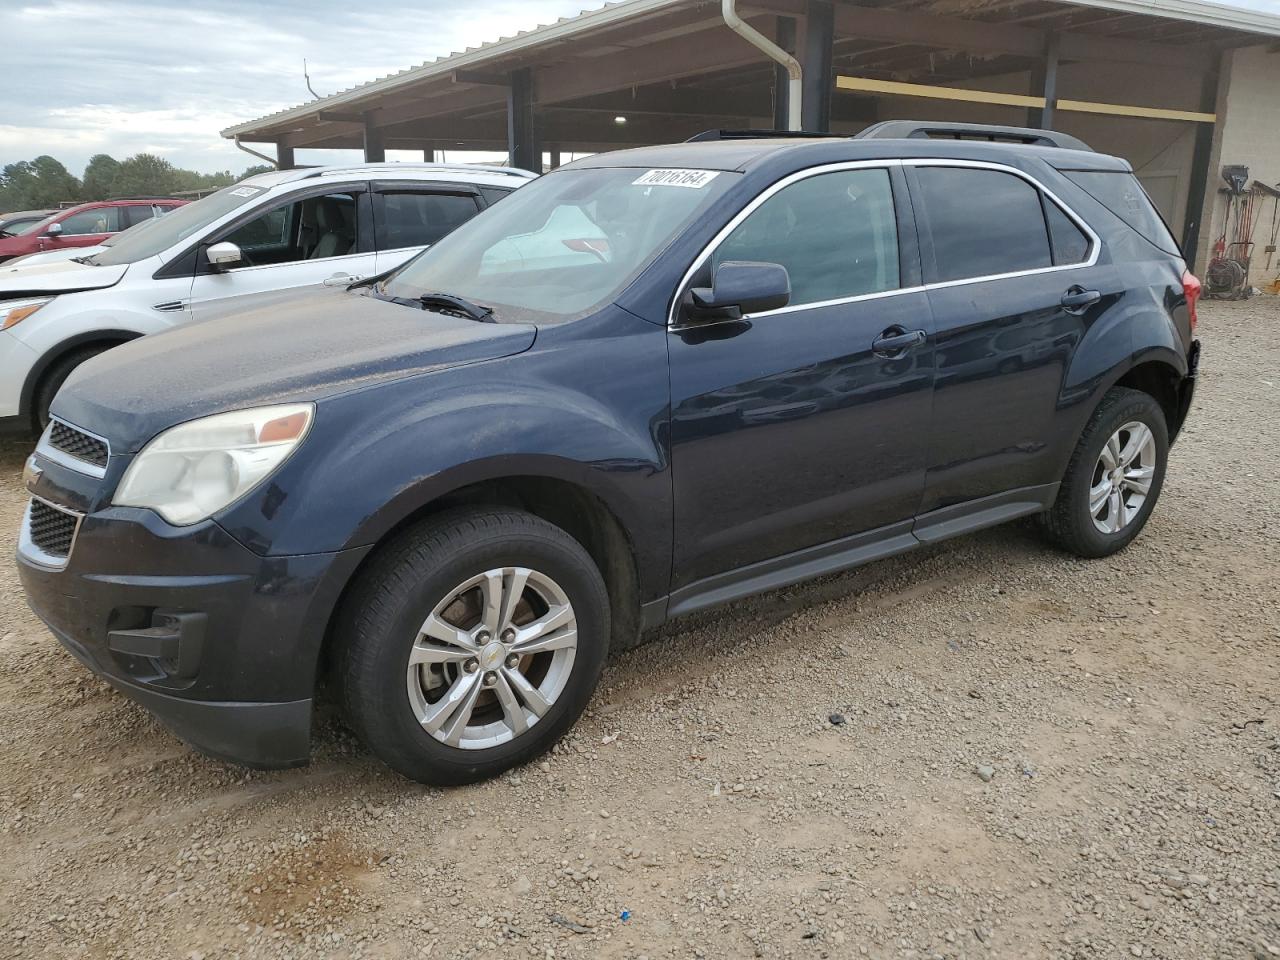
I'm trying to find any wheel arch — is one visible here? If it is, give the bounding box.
[20,328,144,418]
[316,471,647,692]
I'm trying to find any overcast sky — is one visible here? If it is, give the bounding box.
[2,0,1278,176]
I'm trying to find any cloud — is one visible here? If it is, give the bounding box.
[2,0,1277,176]
[0,0,589,174]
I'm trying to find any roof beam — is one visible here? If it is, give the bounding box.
[747,2,1215,71]
[536,17,783,104]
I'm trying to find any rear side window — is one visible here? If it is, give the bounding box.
[479,186,514,206]
[120,205,157,228]
[1044,201,1091,265]
[916,167,1051,282]
[379,191,481,249]
[713,167,900,306]
[1062,170,1179,255]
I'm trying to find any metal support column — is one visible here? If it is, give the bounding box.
[363,119,385,163]
[1029,33,1060,129]
[800,0,833,132]
[507,67,538,172]
[275,142,295,170]
[1182,52,1226,269]
[773,16,797,130]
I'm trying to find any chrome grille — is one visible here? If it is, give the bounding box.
[26,499,81,562]
[48,420,109,469]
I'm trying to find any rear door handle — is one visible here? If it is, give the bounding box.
[1061,286,1102,314]
[872,327,927,357]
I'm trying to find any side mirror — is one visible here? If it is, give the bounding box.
[689,260,790,321]
[44,222,63,238]
[205,241,243,271]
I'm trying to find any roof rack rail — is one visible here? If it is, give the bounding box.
[297,162,536,180]
[686,129,834,142]
[854,121,1092,152]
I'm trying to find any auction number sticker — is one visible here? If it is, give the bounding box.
[230,186,262,198]
[632,169,720,188]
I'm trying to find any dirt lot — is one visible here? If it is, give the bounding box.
[1,299,1277,960]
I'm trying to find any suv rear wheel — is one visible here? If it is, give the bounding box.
[335,508,610,785]
[1041,386,1169,558]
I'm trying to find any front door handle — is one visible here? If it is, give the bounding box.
[1061,286,1102,314]
[872,327,927,357]
[323,273,364,287]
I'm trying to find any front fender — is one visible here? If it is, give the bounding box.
[216,307,672,598]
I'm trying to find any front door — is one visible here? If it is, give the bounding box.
[668,164,935,591]
[188,186,376,321]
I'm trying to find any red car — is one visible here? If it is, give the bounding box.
[0,198,187,263]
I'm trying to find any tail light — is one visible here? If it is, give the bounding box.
[1182,269,1201,334]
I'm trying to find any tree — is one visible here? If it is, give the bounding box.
[239,164,274,180]
[0,156,81,209]
[81,154,121,201]
[108,153,179,198]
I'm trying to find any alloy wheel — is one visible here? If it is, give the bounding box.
[1089,420,1156,534]
[405,567,578,750]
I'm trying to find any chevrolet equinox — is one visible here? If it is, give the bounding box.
[18,123,1201,785]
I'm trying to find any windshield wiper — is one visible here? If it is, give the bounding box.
[411,292,495,322]
[70,256,98,265]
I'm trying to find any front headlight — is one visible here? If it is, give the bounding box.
[0,297,54,330]
[115,404,314,525]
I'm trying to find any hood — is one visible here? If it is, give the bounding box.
[0,257,127,296]
[52,285,537,452]
[6,244,107,268]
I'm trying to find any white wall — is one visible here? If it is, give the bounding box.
[1195,44,1280,274]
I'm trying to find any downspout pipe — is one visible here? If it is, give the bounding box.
[722,0,802,131]
[234,136,281,169]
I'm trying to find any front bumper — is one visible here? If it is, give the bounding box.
[17,501,370,768]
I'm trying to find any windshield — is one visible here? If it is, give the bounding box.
[381,166,737,322]
[89,183,270,266]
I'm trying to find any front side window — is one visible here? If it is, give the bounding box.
[378,191,480,250]
[89,182,270,266]
[220,192,358,266]
[59,207,120,236]
[712,167,900,307]
[917,167,1052,282]
[381,166,737,323]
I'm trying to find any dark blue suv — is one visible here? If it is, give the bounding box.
[17,123,1200,784]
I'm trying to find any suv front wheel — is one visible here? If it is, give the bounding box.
[1041,386,1169,558]
[335,507,610,785]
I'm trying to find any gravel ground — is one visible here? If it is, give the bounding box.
[0,298,1277,960]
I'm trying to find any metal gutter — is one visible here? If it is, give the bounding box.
[721,0,802,131]
[1059,0,1280,38]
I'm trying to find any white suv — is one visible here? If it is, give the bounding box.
[0,162,535,430]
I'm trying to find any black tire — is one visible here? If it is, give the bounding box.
[335,507,610,785]
[1040,386,1169,558]
[33,345,113,430]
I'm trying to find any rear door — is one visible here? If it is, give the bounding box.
[907,160,1116,513]
[370,181,485,274]
[188,184,376,321]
